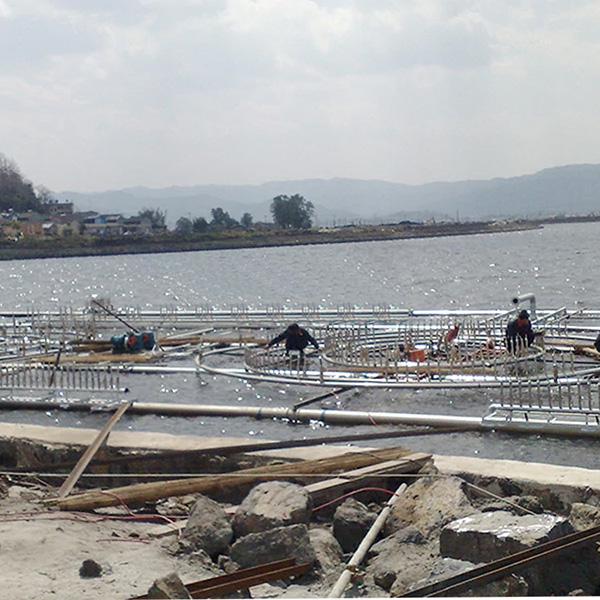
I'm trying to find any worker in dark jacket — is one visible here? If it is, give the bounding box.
[506,309,535,352]
[267,323,319,356]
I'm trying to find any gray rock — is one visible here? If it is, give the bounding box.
[249,582,285,598]
[233,481,312,538]
[480,495,544,515]
[308,528,343,573]
[439,508,600,596]
[569,502,600,531]
[367,538,438,594]
[465,574,529,596]
[7,485,44,501]
[333,498,377,553]
[385,475,474,536]
[368,525,425,559]
[364,528,436,593]
[440,510,573,563]
[278,584,317,597]
[406,558,529,597]
[230,523,317,570]
[181,494,233,557]
[404,557,480,595]
[147,572,191,599]
[79,558,102,578]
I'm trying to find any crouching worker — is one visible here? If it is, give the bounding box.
[110,331,155,353]
[505,310,535,353]
[267,323,319,358]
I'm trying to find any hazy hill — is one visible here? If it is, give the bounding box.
[55,163,600,227]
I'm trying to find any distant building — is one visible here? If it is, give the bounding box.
[82,213,124,236]
[52,214,81,237]
[0,207,165,239]
[45,201,74,216]
[17,212,46,237]
[123,215,153,236]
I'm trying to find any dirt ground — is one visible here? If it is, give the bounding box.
[0,482,216,600]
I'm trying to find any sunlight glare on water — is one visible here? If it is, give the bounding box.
[0,222,597,311]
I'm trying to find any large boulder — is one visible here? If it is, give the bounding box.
[385,475,474,536]
[440,510,572,563]
[180,495,233,557]
[230,523,317,569]
[364,527,431,593]
[441,509,600,596]
[308,528,344,573]
[333,498,377,553]
[233,481,312,538]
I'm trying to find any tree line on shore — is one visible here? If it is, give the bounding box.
[172,193,315,234]
[0,152,316,240]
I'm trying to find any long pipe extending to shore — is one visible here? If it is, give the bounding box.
[4,397,600,438]
[0,396,484,428]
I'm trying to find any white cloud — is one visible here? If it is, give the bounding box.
[1,0,600,191]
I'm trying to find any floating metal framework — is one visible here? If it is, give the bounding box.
[0,363,123,394]
[239,309,599,388]
[0,298,600,438]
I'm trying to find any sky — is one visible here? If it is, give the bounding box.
[2,0,600,193]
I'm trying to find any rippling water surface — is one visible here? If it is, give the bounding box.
[1,222,598,311]
[0,222,599,468]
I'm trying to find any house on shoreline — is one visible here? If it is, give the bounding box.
[0,202,160,240]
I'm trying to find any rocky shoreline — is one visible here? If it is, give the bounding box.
[2,428,600,598]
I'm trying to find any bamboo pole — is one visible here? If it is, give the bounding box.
[54,446,420,512]
[57,401,131,498]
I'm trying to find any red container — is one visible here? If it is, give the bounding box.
[409,349,426,362]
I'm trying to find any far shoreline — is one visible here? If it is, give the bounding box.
[0,216,588,262]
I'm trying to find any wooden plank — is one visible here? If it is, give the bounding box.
[55,446,420,511]
[305,453,430,503]
[35,352,163,364]
[57,401,131,499]
[146,453,430,539]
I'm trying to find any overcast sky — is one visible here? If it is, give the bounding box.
[1,0,600,193]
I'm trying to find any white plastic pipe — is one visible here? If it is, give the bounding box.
[328,482,407,597]
[512,293,537,319]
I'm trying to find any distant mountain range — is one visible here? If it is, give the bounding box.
[55,163,600,228]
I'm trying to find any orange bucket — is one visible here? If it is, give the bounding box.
[409,349,426,362]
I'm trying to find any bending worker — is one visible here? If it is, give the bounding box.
[505,309,535,352]
[267,323,319,356]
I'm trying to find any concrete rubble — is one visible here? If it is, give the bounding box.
[141,464,600,597]
[440,510,573,563]
[3,429,600,597]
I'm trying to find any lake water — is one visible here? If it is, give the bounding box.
[1,222,598,311]
[1,221,599,469]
